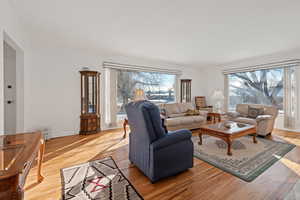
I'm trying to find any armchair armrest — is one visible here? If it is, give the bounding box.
[151,129,192,150]
[226,111,240,118]
[199,110,208,117]
[160,108,168,118]
[160,114,166,119]
[256,114,272,122]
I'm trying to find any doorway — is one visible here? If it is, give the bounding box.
[2,32,24,135]
[3,41,17,134]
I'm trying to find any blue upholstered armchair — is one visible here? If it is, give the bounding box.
[125,100,193,182]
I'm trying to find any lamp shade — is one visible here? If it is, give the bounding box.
[133,88,146,101]
[212,89,224,100]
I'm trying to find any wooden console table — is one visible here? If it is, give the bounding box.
[0,132,45,200]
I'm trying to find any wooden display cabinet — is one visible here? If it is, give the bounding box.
[80,70,101,134]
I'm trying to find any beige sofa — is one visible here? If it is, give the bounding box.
[160,102,207,131]
[227,104,278,136]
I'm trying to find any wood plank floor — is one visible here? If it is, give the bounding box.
[24,129,300,200]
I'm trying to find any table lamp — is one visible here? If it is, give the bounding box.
[212,89,224,113]
[133,88,146,101]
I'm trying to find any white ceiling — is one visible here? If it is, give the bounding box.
[13,0,300,66]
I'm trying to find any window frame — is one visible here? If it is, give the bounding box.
[225,68,284,112]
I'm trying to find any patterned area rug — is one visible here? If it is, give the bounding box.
[284,180,300,200]
[61,157,143,200]
[192,135,295,182]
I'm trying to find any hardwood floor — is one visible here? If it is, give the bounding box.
[24,129,300,200]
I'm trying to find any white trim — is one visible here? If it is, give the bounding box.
[175,74,181,102]
[223,59,300,74]
[103,61,182,75]
[224,74,229,112]
[104,68,111,125]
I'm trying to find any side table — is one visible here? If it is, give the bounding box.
[123,119,129,139]
[123,115,167,138]
[207,112,226,123]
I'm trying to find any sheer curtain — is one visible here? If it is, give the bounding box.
[284,67,297,129]
[224,74,229,112]
[104,68,118,128]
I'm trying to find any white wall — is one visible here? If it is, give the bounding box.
[0,0,27,134]
[0,2,205,139]
[24,40,204,139]
[198,48,300,131]
[24,43,300,137]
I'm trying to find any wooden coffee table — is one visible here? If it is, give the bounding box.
[199,121,257,156]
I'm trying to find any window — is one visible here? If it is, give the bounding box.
[228,68,284,111]
[104,67,177,127]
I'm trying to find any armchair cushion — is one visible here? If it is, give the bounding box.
[198,107,213,112]
[226,111,240,118]
[232,117,257,125]
[141,101,166,139]
[151,129,192,150]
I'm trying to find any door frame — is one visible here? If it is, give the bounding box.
[1,31,24,134]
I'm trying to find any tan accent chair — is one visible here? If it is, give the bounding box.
[227,104,279,136]
[160,102,207,131]
[195,96,213,112]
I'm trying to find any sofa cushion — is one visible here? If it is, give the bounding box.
[168,113,186,118]
[164,103,181,116]
[165,115,205,126]
[141,101,166,139]
[248,106,264,118]
[165,116,192,126]
[232,117,257,125]
[178,102,194,113]
[236,104,278,118]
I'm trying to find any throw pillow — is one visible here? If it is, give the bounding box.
[185,109,200,116]
[248,106,264,119]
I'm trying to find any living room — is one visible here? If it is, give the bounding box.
[1,0,300,199]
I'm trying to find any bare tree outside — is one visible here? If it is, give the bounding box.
[117,70,176,114]
[228,68,284,110]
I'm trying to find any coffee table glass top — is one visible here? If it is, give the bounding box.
[200,121,255,134]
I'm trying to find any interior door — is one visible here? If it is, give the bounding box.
[3,41,17,134]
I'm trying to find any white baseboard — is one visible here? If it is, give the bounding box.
[44,126,118,140]
[276,127,300,133]
[48,130,78,139]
